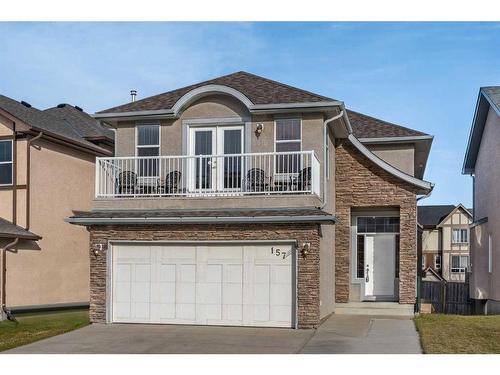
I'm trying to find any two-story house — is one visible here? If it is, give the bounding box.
[463,86,500,314]
[68,71,433,328]
[418,204,472,282]
[0,95,113,320]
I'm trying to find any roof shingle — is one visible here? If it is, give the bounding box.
[348,109,429,139]
[0,95,112,154]
[98,71,335,114]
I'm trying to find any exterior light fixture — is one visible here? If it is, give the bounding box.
[94,244,103,256]
[301,242,311,258]
[255,123,264,137]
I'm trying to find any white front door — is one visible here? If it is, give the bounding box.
[189,125,244,192]
[111,242,294,327]
[364,234,396,300]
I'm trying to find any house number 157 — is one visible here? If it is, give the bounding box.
[271,247,287,259]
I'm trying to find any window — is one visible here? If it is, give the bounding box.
[275,118,301,174]
[434,254,441,270]
[489,235,493,273]
[422,255,426,270]
[357,217,400,233]
[0,140,13,185]
[356,235,364,279]
[136,124,160,177]
[451,255,468,273]
[452,228,468,244]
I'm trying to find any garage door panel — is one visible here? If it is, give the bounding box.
[179,264,196,282]
[112,243,294,327]
[176,303,196,320]
[159,264,176,282]
[225,264,243,283]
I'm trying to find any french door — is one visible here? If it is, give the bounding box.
[189,125,244,193]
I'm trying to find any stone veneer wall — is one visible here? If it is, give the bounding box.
[88,223,321,328]
[335,141,419,304]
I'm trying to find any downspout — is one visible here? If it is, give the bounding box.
[320,111,344,209]
[12,121,17,225]
[26,132,43,230]
[1,238,19,321]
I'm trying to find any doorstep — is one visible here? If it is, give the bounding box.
[334,302,414,317]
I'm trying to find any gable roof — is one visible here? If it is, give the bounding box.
[0,95,112,156]
[0,218,41,240]
[98,71,336,114]
[347,109,429,139]
[44,104,114,141]
[463,86,500,174]
[417,204,472,228]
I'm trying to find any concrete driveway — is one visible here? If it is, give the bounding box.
[5,315,421,354]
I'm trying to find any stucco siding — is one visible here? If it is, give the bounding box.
[5,139,95,307]
[367,144,415,176]
[471,106,500,301]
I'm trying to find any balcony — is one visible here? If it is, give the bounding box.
[95,151,321,199]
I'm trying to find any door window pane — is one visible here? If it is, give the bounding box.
[356,235,365,279]
[195,131,213,189]
[223,129,242,189]
[357,217,400,233]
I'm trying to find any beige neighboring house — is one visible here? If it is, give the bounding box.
[0,95,113,320]
[463,86,500,315]
[68,71,434,328]
[418,204,472,282]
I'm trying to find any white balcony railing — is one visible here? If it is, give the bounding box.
[95,151,321,199]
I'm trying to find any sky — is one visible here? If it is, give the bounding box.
[1,22,499,206]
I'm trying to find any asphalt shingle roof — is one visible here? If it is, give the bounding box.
[348,109,429,139]
[482,86,500,110]
[0,95,112,154]
[44,104,114,140]
[98,71,335,114]
[0,218,41,240]
[417,205,472,227]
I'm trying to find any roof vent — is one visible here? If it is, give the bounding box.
[130,89,137,103]
[57,103,67,108]
[74,105,83,112]
[20,101,32,108]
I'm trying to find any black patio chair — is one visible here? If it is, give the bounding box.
[116,170,137,195]
[158,171,182,194]
[245,168,269,192]
[290,167,312,192]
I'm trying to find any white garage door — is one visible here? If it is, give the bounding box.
[111,242,295,327]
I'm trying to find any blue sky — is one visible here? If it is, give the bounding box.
[1,22,499,206]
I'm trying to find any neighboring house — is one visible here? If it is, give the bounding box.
[68,71,433,328]
[418,204,472,282]
[463,86,500,314]
[0,96,113,320]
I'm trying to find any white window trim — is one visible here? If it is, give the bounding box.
[273,118,302,152]
[0,139,13,186]
[452,228,468,244]
[434,254,441,270]
[450,255,468,273]
[135,123,161,157]
[135,123,161,180]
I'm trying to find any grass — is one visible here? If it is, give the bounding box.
[0,309,89,352]
[414,314,500,354]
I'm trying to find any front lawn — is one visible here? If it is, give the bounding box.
[0,309,89,352]
[414,314,500,354]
